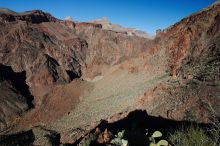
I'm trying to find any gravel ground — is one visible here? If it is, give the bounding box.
[48,66,169,134]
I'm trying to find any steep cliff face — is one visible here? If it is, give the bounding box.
[146,1,220,122]
[156,1,220,81]
[0,64,33,131]
[0,1,219,144]
[74,25,150,78]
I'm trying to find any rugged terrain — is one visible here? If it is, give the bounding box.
[91,17,153,38]
[0,1,220,145]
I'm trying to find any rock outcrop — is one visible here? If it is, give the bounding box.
[0,9,57,23]
[0,64,33,131]
[91,17,153,38]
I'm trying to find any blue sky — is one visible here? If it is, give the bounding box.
[0,0,217,35]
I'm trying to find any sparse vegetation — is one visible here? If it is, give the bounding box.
[79,124,219,146]
[148,130,168,146]
[78,133,97,146]
[110,130,128,146]
[78,103,220,146]
[168,126,218,146]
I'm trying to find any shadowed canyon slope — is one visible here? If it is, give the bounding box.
[0,1,220,145]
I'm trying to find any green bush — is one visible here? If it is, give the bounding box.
[79,134,96,146]
[168,126,218,146]
[148,130,168,146]
[110,130,128,146]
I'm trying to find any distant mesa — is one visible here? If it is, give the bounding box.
[64,16,73,21]
[0,8,17,15]
[91,17,111,25]
[91,17,154,39]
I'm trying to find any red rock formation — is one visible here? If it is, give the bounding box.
[0,10,57,23]
[75,22,102,29]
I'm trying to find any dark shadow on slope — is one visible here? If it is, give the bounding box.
[0,63,34,108]
[0,130,34,146]
[66,70,80,80]
[0,128,61,146]
[88,110,215,146]
[44,54,80,81]
[0,110,217,146]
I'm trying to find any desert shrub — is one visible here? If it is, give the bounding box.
[168,126,218,146]
[110,130,128,146]
[109,129,169,146]
[147,130,168,146]
[79,134,97,146]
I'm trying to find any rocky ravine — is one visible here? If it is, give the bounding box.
[0,1,220,145]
